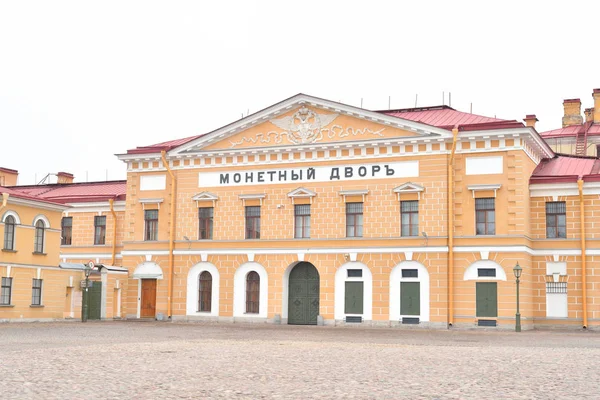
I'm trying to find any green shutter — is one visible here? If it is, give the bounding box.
[400,282,420,316]
[476,282,497,317]
[345,281,364,314]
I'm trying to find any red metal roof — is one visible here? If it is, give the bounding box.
[127,134,204,154]
[530,154,600,184]
[378,105,508,129]
[540,122,600,138]
[0,186,67,207]
[8,181,127,203]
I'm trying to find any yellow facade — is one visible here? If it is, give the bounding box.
[4,93,600,330]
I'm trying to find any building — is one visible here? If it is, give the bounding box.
[113,92,597,330]
[1,172,127,321]
[3,90,600,330]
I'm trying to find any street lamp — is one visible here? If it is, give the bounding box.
[81,262,93,323]
[513,262,523,332]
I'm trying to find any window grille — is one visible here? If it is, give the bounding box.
[346,202,363,238]
[198,207,214,240]
[245,206,261,239]
[294,204,311,239]
[546,282,567,294]
[475,198,495,235]
[546,201,566,238]
[401,200,419,237]
[144,210,158,241]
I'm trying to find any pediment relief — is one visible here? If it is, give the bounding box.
[172,94,449,155]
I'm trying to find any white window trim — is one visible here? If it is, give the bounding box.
[463,260,507,281]
[339,189,369,202]
[139,198,164,210]
[1,210,21,224]
[32,214,50,229]
[389,261,430,322]
[287,187,316,204]
[186,262,220,317]
[468,184,502,198]
[334,262,372,321]
[233,262,268,318]
[393,182,425,200]
[239,194,266,206]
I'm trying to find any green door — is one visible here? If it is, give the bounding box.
[400,282,420,316]
[88,281,102,320]
[344,281,364,314]
[288,262,320,325]
[476,282,497,317]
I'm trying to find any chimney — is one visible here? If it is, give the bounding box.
[0,167,19,186]
[594,89,600,123]
[57,172,74,184]
[524,114,538,128]
[562,98,583,127]
[585,108,594,122]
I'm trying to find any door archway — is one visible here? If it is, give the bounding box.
[288,262,320,325]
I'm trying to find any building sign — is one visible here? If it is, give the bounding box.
[198,161,419,187]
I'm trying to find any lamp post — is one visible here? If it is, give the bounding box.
[513,262,523,332]
[81,263,93,323]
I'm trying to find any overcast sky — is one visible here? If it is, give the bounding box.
[1,1,598,185]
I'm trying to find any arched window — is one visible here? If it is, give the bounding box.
[246,271,260,314]
[3,215,15,251]
[34,220,45,253]
[198,271,212,312]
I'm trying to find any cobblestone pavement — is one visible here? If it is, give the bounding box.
[0,322,599,399]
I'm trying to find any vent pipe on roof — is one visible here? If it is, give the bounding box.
[524,114,539,129]
[563,99,583,127]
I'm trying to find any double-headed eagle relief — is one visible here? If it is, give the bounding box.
[270,106,338,145]
[228,106,386,148]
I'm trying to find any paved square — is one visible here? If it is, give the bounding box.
[0,322,598,399]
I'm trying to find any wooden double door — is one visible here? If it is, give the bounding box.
[288,262,320,325]
[141,279,157,318]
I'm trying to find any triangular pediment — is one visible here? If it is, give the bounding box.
[288,187,317,198]
[192,191,219,201]
[393,182,425,193]
[170,94,451,155]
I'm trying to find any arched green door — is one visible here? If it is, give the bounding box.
[288,262,320,325]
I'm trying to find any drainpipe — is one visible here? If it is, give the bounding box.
[161,150,176,319]
[578,178,588,328]
[109,198,117,266]
[448,127,459,327]
[0,192,9,213]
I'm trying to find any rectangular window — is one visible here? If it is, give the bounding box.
[477,268,496,277]
[401,200,419,237]
[347,269,362,278]
[245,206,261,239]
[294,204,311,239]
[144,210,159,241]
[94,216,106,245]
[1,277,12,305]
[402,269,419,278]
[31,278,42,306]
[61,217,72,246]
[198,207,214,240]
[346,202,363,238]
[546,201,566,239]
[475,198,495,235]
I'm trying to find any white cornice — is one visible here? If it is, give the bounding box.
[6,196,68,212]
